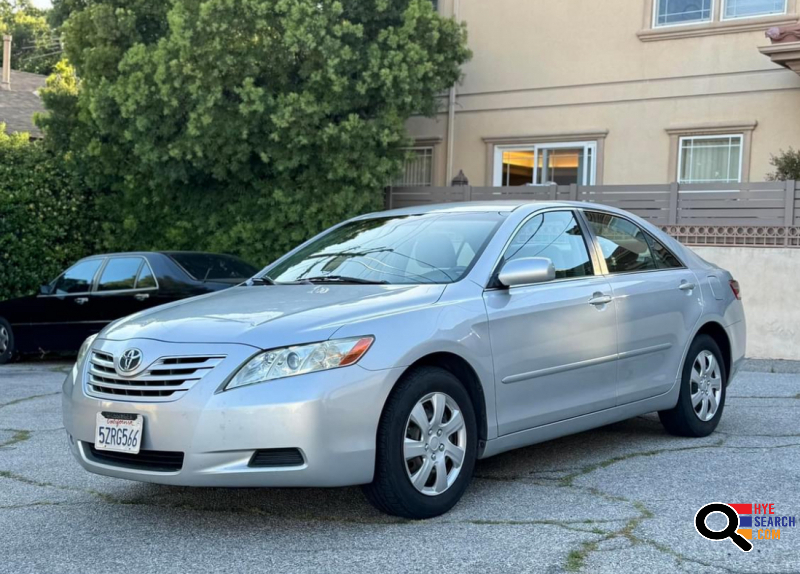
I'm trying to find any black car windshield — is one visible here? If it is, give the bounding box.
[268,212,504,285]
[168,253,258,281]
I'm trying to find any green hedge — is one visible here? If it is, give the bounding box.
[0,127,96,302]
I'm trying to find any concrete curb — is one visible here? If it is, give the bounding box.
[741,358,800,374]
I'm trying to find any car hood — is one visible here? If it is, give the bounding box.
[102,284,446,349]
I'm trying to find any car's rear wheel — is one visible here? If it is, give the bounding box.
[0,318,15,365]
[659,334,726,437]
[363,366,477,518]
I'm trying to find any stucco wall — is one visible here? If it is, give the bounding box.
[407,0,800,186]
[691,247,799,361]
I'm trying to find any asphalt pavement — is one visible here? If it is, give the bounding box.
[1,360,799,573]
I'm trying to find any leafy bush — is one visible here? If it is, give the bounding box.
[38,0,471,267]
[767,148,800,182]
[0,126,96,301]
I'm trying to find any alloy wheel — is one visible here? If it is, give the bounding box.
[404,392,467,496]
[690,350,722,422]
[0,325,8,354]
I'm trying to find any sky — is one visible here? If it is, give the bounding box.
[30,0,52,8]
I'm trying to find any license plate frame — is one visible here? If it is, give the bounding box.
[94,412,143,454]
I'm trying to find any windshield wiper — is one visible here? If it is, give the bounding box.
[302,275,389,285]
[249,275,275,285]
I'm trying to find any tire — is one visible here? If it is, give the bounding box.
[659,334,726,437]
[363,366,478,519]
[0,317,14,365]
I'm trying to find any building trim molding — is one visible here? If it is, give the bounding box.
[665,121,758,135]
[760,41,800,74]
[411,136,444,146]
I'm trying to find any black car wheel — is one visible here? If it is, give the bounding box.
[0,317,15,365]
[659,334,726,437]
[363,366,478,519]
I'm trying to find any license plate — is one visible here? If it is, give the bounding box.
[95,412,143,454]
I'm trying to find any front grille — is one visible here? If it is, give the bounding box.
[249,448,305,468]
[86,443,184,472]
[85,351,225,402]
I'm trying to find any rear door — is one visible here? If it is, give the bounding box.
[484,209,619,435]
[92,257,159,323]
[581,210,703,404]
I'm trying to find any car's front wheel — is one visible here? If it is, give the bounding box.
[363,366,477,518]
[0,318,14,365]
[659,334,726,437]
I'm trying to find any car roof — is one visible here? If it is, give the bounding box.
[364,200,631,219]
[158,251,242,258]
[77,251,239,260]
[361,200,555,218]
[77,251,159,260]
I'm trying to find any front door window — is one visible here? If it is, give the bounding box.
[52,260,104,295]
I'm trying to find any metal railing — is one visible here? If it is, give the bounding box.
[386,181,800,247]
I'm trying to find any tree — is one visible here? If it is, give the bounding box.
[766,148,800,181]
[38,0,470,265]
[0,0,61,75]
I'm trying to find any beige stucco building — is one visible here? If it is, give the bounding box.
[400,0,800,189]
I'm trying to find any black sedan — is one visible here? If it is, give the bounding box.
[0,251,258,363]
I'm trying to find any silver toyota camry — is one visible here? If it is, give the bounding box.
[62,201,746,518]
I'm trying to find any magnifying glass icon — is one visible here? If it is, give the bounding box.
[694,503,753,552]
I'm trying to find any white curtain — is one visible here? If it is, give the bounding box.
[680,137,742,184]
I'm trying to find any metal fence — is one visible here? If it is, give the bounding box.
[386,181,800,247]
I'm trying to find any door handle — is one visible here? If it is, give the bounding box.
[679,282,696,291]
[134,293,150,301]
[74,297,88,305]
[588,294,613,306]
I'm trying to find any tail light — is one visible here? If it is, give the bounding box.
[729,279,741,300]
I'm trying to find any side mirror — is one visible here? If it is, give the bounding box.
[39,284,52,295]
[498,257,556,288]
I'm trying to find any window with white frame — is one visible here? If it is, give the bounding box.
[655,0,713,26]
[494,142,597,187]
[678,135,743,184]
[393,147,433,187]
[723,0,787,19]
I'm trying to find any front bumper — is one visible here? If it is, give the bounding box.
[62,338,403,487]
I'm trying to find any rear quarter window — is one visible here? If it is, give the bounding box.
[168,253,258,281]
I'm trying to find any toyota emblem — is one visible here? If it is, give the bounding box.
[118,348,143,373]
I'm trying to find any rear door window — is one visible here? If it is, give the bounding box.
[584,212,657,274]
[97,257,144,292]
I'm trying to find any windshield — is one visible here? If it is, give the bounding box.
[267,212,504,285]
[168,253,258,281]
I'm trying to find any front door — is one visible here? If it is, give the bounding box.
[484,210,619,436]
[582,211,703,405]
[21,258,106,353]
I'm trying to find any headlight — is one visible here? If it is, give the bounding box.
[72,334,98,381]
[225,336,374,390]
